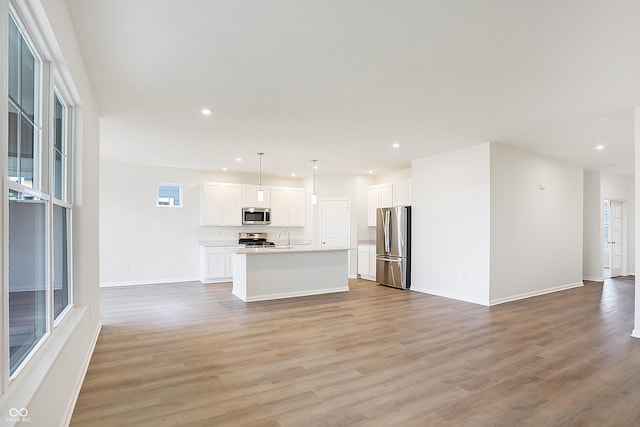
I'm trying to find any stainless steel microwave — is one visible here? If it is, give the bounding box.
[242,207,271,225]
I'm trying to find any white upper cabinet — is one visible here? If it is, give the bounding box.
[201,182,242,226]
[242,184,271,208]
[367,183,393,226]
[393,180,411,206]
[367,181,411,226]
[367,186,379,227]
[379,183,393,208]
[270,186,306,227]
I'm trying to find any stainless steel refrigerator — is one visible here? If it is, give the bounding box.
[376,206,411,289]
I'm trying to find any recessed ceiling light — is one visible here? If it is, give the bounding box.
[291,173,296,177]
[368,170,374,174]
[595,144,605,151]
[603,117,612,121]
[201,108,212,116]
[222,167,228,171]
[392,142,400,149]
[235,157,242,162]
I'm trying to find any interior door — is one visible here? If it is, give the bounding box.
[609,200,623,277]
[320,199,350,247]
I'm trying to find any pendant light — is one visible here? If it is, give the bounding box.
[257,152,264,202]
[311,160,318,205]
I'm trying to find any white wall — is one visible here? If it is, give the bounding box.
[0,0,102,425]
[601,172,635,276]
[100,161,307,286]
[376,168,411,184]
[489,144,583,304]
[583,171,603,280]
[411,144,491,305]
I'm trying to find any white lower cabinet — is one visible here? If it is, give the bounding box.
[357,244,376,281]
[200,247,234,283]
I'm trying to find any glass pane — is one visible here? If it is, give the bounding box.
[8,16,20,102]
[20,117,35,188]
[53,205,70,319]
[8,101,19,180]
[9,190,48,375]
[21,38,36,120]
[53,94,66,200]
[54,95,64,152]
[54,150,64,200]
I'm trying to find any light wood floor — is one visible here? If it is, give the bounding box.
[71,278,640,426]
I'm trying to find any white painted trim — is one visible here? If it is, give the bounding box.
[100,277,200,287]
[0,306,89,424]
[489,282,584,306]
[583,276,604,282]
[61,321,102,427]
[200,277,233,284]
[410,286,490,306]
[631,329,640,339]
[234,286,349,302]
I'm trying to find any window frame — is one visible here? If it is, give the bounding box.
[50,81,73,325]
[2,2,75,386]
[156,182,183,208]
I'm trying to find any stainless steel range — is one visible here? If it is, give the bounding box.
[238,232,275,248]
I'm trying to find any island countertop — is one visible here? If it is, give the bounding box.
[226,246,349,255]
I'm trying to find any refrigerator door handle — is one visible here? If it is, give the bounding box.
[384,210,391,253]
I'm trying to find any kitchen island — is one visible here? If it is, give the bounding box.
[228,246,349,302]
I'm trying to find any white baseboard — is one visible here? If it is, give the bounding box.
[410,286,490,306]
[235,286,349,302]
[631,329,640,339]
[100,277,200,287]
[583,276,604,282]
[489,282,584,306]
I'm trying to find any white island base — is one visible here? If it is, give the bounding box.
[230,247,349,302]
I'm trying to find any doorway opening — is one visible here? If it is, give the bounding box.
[603,199,624,279]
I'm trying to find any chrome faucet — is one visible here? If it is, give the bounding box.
[278,230,291,248]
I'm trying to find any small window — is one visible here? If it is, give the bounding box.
[157,183,182,207]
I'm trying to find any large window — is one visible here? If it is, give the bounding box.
[6,8,74,377]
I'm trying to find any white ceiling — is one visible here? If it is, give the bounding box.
[65,0,640,177]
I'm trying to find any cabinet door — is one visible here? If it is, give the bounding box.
[201,184,225,225]
[270,187,289,226]
[367,186,379,227]
[369,245,377,278]
[357,247,370,276]
[223,185,242,226]
[206,252,227,278]
[379,183,393,208]
[393,180,411,206]
[288,188,306,227]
